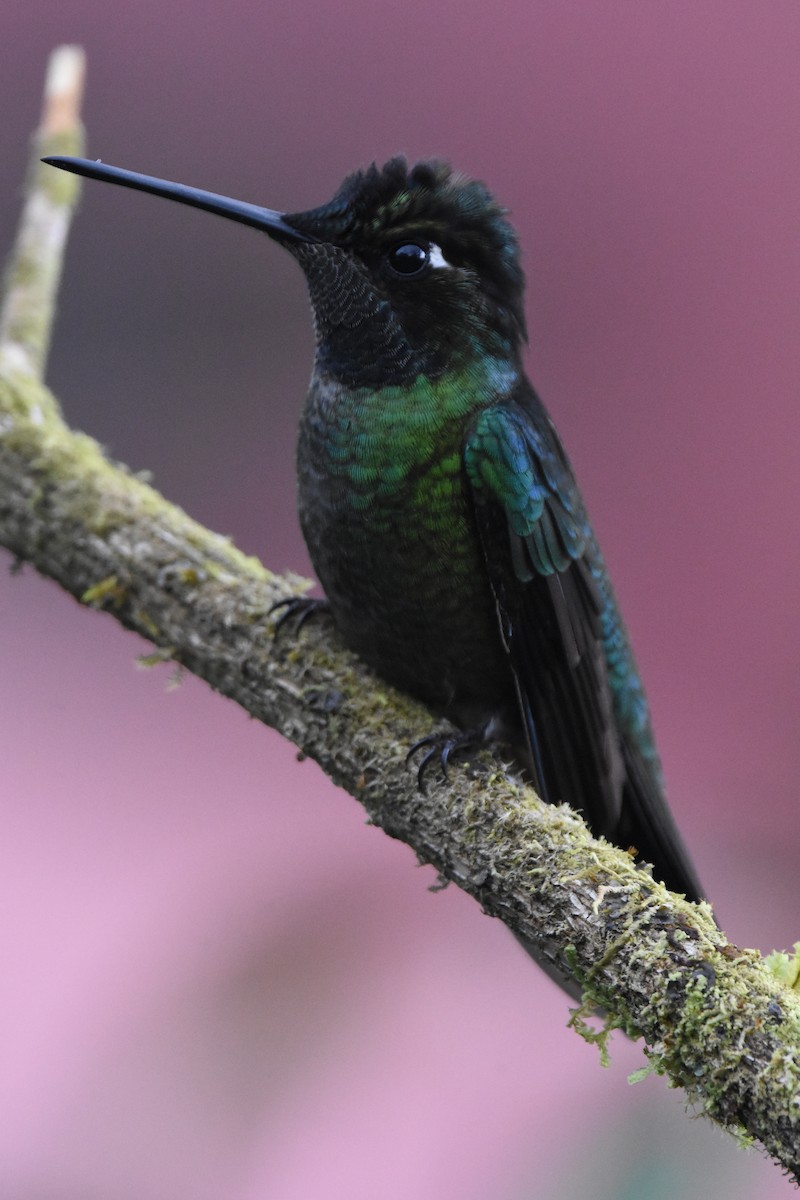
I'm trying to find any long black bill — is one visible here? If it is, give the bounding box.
[42,156,317,244]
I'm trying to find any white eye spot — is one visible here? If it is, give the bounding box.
[428,243,451,269]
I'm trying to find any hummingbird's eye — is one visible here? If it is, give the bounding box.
[387,242,430,276]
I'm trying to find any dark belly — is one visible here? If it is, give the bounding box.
[298,472,517,728]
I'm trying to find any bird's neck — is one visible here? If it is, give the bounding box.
[304,354,521,478]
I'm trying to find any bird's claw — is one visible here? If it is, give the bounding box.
[406,728,482,791]
[270,595,330,637]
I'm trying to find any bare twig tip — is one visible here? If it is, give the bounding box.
[42,45,86,137]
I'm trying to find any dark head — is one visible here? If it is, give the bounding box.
[283,158,526,385]
[44,154,526,388]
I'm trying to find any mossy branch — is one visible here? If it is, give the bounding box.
[4,46,800,1182]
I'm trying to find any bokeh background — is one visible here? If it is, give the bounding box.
[3,2,800,1197]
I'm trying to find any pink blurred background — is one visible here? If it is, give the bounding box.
[3,2,800,1196]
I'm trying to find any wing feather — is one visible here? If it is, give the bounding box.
[464,383,703,900]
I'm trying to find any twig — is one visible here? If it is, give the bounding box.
[0,46,86,381]
[3,46,800,1181]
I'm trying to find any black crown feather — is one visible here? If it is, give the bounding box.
[285,157,526,337]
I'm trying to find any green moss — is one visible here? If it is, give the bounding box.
[0,376,60,423]
[764,943,800,990]
[137,647,175,668]
[82,574,126,608]
[134,608,161,640]
[177,565,205,587]
[628,1064,656,1085]
[568,1007,620,1068]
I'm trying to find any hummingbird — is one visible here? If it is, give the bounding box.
[44,153,704,908]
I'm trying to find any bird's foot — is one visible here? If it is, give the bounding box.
[270,595,330,637]
[406,726,490,791]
